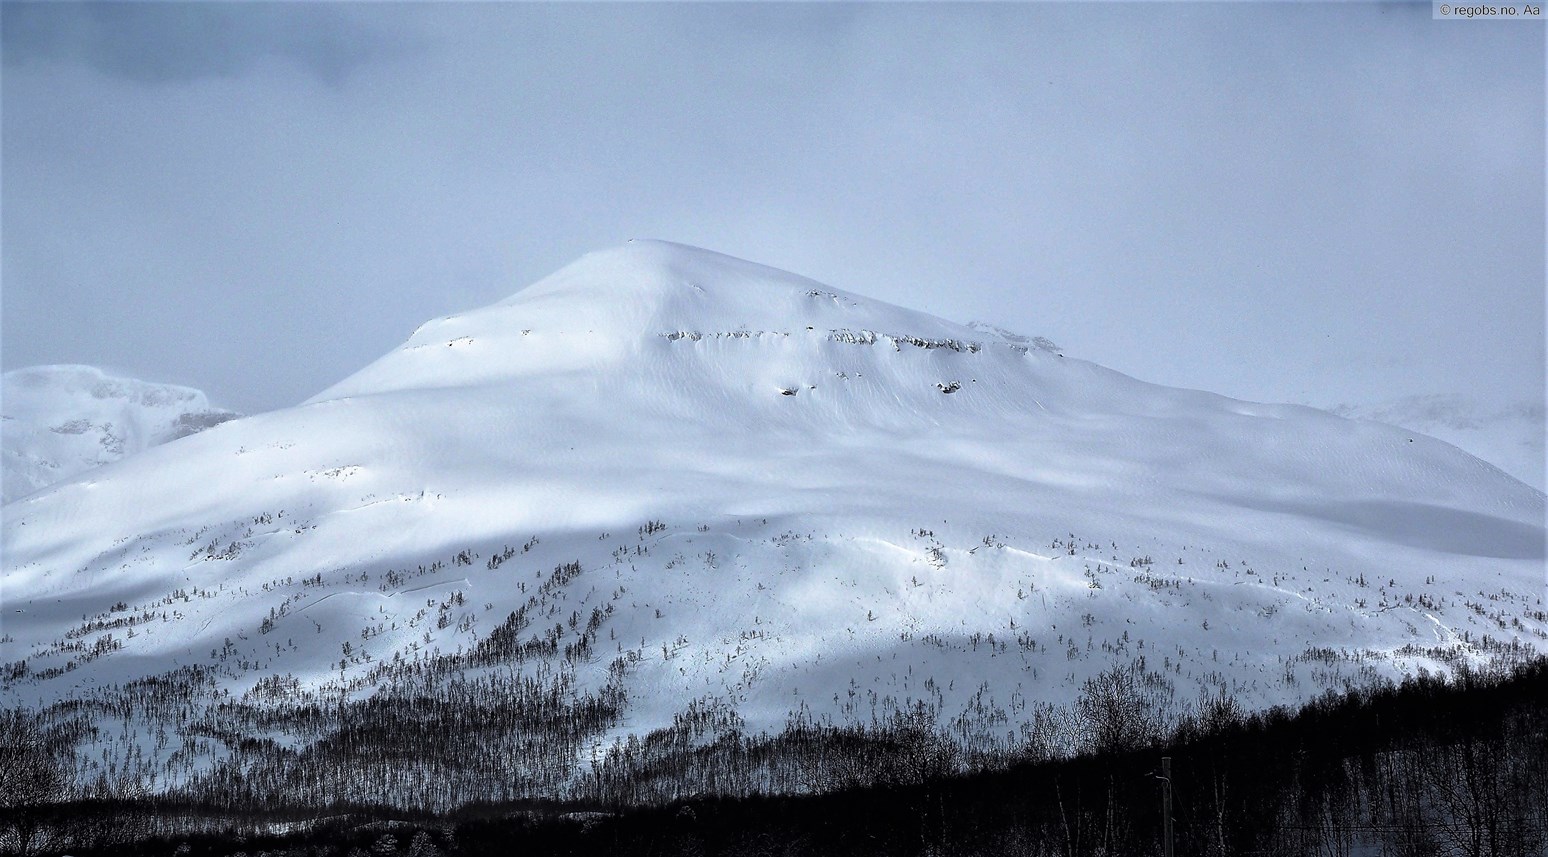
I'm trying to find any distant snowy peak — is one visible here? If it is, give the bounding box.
[2,365,239,503]
[1326,394,1543,433]
[1323,394,1546,491]
[309,240,1040,403]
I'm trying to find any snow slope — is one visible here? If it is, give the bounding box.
[1,365,239,504]
[1321,395,1545,492]
[2,241,1544,794]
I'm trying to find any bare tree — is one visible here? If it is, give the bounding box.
[1075,663,1166,756]
[0,710,77,856]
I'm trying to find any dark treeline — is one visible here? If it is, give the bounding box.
[8,657,1545,857]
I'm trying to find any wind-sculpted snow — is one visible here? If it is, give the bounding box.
[2,241,1543,805]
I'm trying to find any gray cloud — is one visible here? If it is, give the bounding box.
[1,1,1541,455]
[1,2,408,85]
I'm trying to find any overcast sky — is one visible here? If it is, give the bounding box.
[3,3,1543,427]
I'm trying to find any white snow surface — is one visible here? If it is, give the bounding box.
[3,240,1545,764]
[1322,395,1545,492]
[2,365,239,504]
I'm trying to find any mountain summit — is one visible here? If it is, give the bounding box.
[3,242,1543,805]
[309,239,999,404]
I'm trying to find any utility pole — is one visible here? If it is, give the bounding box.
[1161,756,1174,857]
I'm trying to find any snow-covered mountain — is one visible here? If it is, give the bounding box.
[1,365,239,504]
[2,241,1543,800]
